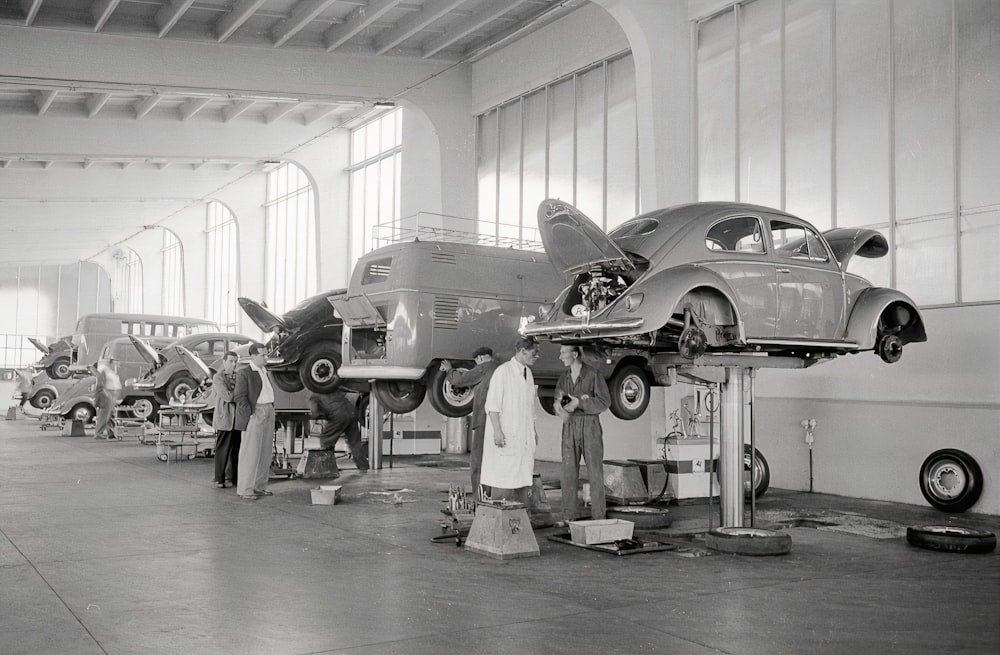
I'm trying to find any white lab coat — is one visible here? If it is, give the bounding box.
[481,358,537,489]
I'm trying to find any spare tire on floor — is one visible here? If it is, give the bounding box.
[705,527,792,556]
[605,506,673,529]
[906,526,996,554]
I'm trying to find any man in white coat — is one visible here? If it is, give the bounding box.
[481,337,541,504]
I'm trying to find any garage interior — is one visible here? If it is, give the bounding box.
[1,1,997,653]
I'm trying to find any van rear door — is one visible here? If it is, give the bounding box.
[330,295,387,328]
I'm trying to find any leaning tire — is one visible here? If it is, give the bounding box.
[607,364,650,421]
[272,370,304,393]
[705,527,791,556]
[372,379,426,414]
[31,389,57,410]
[606,506,673,529]
[48,357,71,380]
[426,365,474,418]
[299,342,342,394]
[744,445,770,499]
[919,449,983,513]
[906,526,996,554]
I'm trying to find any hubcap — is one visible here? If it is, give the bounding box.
[311,359,335,383]
[132,399,154,419]
[619,375,645,409]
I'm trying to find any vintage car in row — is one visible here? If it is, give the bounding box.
[28,336,75,379]
[331,239,655,420]
[238,290,353,395]
[130,332,254,403]
[26,369,85,410]
[521,199,927,368]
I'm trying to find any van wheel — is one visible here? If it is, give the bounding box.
[426,365,474,418]
[70,403,95,423]
[373,380,426,414]
[31,389,56,410]
[299,343,342,394]
[608,364,650,420]
[272,370,304,393]
[167,375,198,403]
[48,357,71,380]
[919,449,983,513]
[744,445,770,499]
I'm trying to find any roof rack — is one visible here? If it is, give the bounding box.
[371,212,544,252]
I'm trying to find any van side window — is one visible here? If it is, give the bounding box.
[362,257,392,285]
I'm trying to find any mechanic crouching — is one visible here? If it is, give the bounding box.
[307,388,370,471]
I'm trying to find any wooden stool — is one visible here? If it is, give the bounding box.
[464,501,539,560]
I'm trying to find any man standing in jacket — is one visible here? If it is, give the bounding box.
[212,351,241,489]
[234,343,274,500]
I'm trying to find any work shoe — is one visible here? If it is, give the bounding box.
[253,490,274,496]
[214,482,226,489]
[238,494,259,501]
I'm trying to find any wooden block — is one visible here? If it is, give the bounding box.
[464,503,539,560]
[603,460,649,504]
[296,449,341,479]
[5,407,18,420]
[62,419,87,437]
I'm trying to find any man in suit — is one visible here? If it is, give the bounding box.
[234,343,275,500]
[212,351,241,489]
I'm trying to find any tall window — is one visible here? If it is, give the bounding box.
[476,53,638,240]
[265,162,317,314]
[206,202,240,332]
[161,229,184,315]
[113,248,143,312]
[349,108,402,263]
[696,0,1000,305]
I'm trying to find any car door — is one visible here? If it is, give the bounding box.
[767,217,845,340]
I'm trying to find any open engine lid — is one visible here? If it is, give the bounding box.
[174,345,212,382]
[28,337,50,355]
[330,294,387,328]
[537,199,635,277]
[128,335,165,368]
[821,228,889,270]
[238,297,287,333]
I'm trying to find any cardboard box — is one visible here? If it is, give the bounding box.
[569,519,634,545]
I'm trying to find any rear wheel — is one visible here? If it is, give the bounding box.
[372,379,426,414]
[48,357,71,380]
[31,389,56,410]
[70,403,95,423]
[607,364,650,420]
[272,370,304,393]
[744,445,770,499]
[299,342,342,393]
[167,375,198,403]
[426,365,474,418]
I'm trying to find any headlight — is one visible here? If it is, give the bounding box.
[624,293,644,312]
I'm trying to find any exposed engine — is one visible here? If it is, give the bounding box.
[572,266,629,317]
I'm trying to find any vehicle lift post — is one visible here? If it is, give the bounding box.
[368,389,383,470]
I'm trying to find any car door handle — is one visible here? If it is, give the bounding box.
[777,268,791,274]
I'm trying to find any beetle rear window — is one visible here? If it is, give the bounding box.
[362,257,392,285]
[610,218,659,239]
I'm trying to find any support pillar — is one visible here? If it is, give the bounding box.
[368,391,383,471]
[718,367,745,527]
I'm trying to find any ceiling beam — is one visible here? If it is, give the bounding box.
[86,92,111,118]
[178,96,212,121]
[155,0,197,38]
[215,0,269,42]
[422,0,528,58]
[35,89,57,116]
[21,0,43,26]
[91,0,121,31]
[271,0,337,48]
[324,0,403,52]
[41,160,54,169]
[223,99,256,122]
[265,101,303,124]
[82,159,95,170]
[303,104,336,125]
[134,94,162,119]
[374,0,466,55]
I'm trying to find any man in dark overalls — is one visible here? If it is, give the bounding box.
[307,388,370,471]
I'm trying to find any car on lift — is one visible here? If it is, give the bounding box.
[521,199,926,366]
[238,290,358,395]
[129,332,254,403]
[27,336,75,379]
[332,239,654,420]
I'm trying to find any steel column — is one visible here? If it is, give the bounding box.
[368,391,383,470]
[718,367,745,527]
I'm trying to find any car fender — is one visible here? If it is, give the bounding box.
[608,265,743,339]
[845,287,927,349]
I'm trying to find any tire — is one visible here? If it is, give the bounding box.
[906,526,996,554]
[31,389,57,410]
[606,506,673,529]
[426,365,474,418]
[919,449,983,513]
[705,527,792,556]
[607,364,650,421]
[272,370,304,393]
[744,445,770,499]
[126,397,158,422]
[538,395,557,416]
[299,343,342,394]
[372,379,426,414]
[48,357,71,380]
[167,375,198,403]
[70,403,95,423]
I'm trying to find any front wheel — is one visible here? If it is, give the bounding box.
[426,365,474,418]
[299,343,342,393]
[372,379,426,414]
[607,364,650,420]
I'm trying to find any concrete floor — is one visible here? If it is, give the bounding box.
[0,414,997,655]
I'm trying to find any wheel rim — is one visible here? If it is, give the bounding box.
[174,381,196,401]
[716,527,778,538]
[55,363,70,377]
[618,373,646,410]
[744,451,765,495]
[72,406,92,421]
[920,525,976,537]
[442,369,474,408]
[926,460,968,501]
[309,358,337,384]
[132,399,154,419]
[36,393,54,409]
